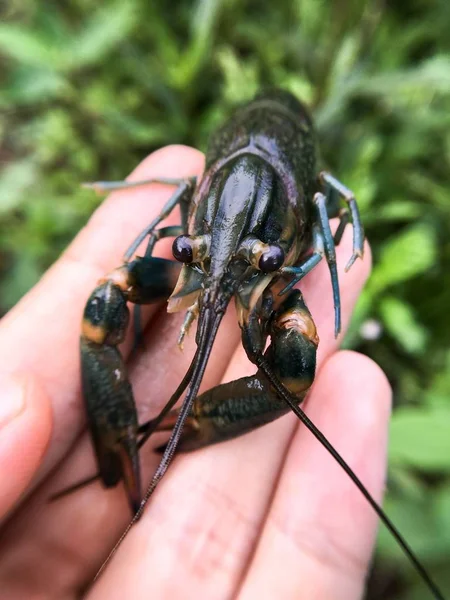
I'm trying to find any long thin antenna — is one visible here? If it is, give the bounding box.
[254,352,445,600]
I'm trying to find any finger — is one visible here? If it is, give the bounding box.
[0,301,242,598]
[0,373,52,521]
[0,147,242,597]
[238,351,392,600]
[84,231,372,600]
[0,145,205,481]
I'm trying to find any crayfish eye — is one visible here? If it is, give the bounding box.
[259,244,285,272]
[172,235,193,263]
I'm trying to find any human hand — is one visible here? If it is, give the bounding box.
[0,145,390,599]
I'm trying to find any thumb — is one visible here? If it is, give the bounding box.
[0,373,52,518]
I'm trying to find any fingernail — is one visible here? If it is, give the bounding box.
[0,375,26,428]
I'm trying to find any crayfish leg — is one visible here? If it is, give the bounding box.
[319,171,365,271]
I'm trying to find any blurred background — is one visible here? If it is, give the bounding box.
[1,0,450,597]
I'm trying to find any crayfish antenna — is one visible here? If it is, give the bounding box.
[256,355,447,600]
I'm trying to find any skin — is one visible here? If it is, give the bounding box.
[0,145,391,600]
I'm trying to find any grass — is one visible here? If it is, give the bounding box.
[1,0,450,597]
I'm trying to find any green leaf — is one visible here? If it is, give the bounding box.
[435,483,450,538]
[0,25,55,67]
[358,55,450,101]
[284,75,314,105]
[4,68,69,104]
[425,352,450,408]
[366,200,423,223]
[0,255,42,310]
[217,47,259,103]
[380,296,427,354]
[389,408,450,471]
[0,161,38,215]
[369,224,437,293]
[376,481,449,564]
[328,35,360,94]
[62,3,138,71]
[173,0,225,87]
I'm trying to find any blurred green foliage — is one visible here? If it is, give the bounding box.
[1,0,450,597]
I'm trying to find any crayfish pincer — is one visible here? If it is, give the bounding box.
[80,257,181,513]
[70,89,443,598]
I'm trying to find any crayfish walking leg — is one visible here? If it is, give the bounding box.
[320,171,364,271]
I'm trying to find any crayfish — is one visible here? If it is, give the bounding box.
[69,90,444,598]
